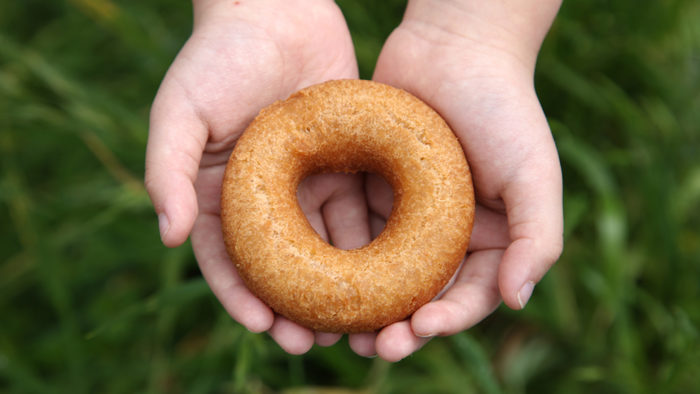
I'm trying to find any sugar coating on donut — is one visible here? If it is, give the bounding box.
[221,80,474,333]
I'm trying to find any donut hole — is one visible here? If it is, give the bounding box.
[296,171,394,249]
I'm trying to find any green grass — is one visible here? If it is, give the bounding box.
[1,0,699,393]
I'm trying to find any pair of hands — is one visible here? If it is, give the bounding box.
[145,0,563,362]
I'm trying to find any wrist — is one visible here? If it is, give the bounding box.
[402,0,561,71]
[192,0,338,30]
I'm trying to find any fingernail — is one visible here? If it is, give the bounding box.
[416,333,435,339]
[517,281,535,309]
[158,213,170,240]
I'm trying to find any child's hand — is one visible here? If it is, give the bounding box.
[145,0,364,354]
[354,0,564,361]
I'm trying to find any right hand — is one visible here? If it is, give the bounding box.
[145,0,371,355]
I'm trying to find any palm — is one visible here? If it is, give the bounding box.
[174,4,359,218]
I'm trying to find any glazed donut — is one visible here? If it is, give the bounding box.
[220,80,474,333]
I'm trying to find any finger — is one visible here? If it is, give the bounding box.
[369,212,386,240]
[411,249,503,337]
[315,332,343,347]
[190,213,274,333]
[365,173,393,219]
[298,172,370,250]
[296,175,331,242]
[267,316,315,355]
[145,84,207,247]
[499,150,563,310]
[348,332,377,357]
[375,321,430,362]
[322,174,371,250]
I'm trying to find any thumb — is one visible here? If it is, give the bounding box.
[145,86,207,247]
[498,137,563,310]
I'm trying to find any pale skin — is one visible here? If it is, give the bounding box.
[145,0,563,361]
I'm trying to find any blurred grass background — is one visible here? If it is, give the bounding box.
[1,0,699,393]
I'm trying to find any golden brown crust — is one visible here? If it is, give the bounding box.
[220,80,474,333]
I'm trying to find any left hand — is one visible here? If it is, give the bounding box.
[346,0,564,361]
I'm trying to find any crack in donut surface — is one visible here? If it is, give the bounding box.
[221,80,474,333]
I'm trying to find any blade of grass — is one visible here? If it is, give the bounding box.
[86,278,210,340]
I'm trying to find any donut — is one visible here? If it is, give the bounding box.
[220,80,474,333]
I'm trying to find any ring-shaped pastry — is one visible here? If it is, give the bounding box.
[221,80,474,333]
